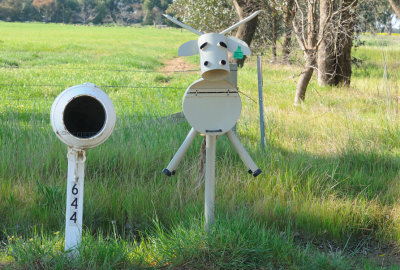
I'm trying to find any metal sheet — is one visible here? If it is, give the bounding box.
[183,79,241,135]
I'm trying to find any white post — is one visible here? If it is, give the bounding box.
[204,135,216,232]
[65,148,86,254]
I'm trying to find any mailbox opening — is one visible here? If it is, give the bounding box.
[63,96,106,139]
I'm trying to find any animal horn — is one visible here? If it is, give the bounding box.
[163,14,203,36]
[219,10,262,35]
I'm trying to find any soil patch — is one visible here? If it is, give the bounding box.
[160,57,198,73]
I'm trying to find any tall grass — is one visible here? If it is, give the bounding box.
[1,24,400,268]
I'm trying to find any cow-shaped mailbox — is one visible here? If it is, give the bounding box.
[163,12,262,231]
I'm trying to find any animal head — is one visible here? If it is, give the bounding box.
[163,11,261,81]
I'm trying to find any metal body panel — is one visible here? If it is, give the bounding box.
[227,36,251,56]
[182,79,241,135]
[178,40,199,56]
[198,33,230,81]
[50,83,116,149]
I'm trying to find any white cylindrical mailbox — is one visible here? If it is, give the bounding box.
[50,83,115,255]
[51,83,116,149]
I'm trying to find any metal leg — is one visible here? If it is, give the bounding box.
[163,128,197,176]
[65,148,86,256]
[226,130,262,177]
[205,135,216,232]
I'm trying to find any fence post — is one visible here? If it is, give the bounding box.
[257,56,266,150]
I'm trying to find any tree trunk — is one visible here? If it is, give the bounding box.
[389,0,400,19]
[272,11,277,63]
[294,51,316,105]
[317,0,335,86]
[292,0,318,104]
[232,0,259,67]
[281,0,294,64]
[333,0,357,86]
[387,18,392,36]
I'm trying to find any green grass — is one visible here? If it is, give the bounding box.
[1,23,400,268]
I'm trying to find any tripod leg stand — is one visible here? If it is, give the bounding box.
[226,130,262,177]
[205,134,216,232]
[163,128,198,176]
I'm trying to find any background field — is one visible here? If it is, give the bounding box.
[1,22,400,269]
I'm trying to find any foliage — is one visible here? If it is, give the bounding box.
[358,0,395,33]
[142,0,172,25]
[0,0,163,24]
[167,0,284,53]
[167,0,236,33]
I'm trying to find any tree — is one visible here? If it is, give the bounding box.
[32,0,56,22]
[317,0,334,86]
[292,0,359,102]
[317,0,358,87]
[142,0,172,25]
[281,0,295,64]
[54,0,79,23]
[333,0,358,86]
[167,0,236,33]
[358,0,393,34]
[292,0,320,105]
[389,0,400,18]
[0,0,24,21]
[76,0,95,23]
[232,0,260,67]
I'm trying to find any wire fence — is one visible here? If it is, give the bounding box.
[0,66,201,73]
[0,75,261,136]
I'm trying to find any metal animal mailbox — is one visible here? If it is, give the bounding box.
[162,12,262,231]
[50,83,116,254]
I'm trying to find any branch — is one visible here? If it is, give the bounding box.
[292,17,306,51]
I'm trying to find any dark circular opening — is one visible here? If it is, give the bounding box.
[63,96,106,139]
[218,42,227,48]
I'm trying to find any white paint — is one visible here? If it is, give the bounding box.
[226,36,251,56]
[198,33,230,81]
[178,40,199,56]
[219,10,262,35]
[65,148,86,254]
[226,130,259,173]
[51,83,116,149]
[182,79,241,135]
[204,135,216,232]
[162,14,203,36]
[50,84,116,255]
[163,12,263,232]
[163,12,258,81]
[164,128,197,174]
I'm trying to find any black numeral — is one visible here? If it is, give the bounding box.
[71,198,78,209]
[72,184,78,195]
[70,212,77,223]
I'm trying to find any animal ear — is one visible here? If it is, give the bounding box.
[226,36,251,56]
[178,40,199,56]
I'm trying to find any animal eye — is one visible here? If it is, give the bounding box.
[200,42,208,50]
[204,61,209,66]
[218,42,227,48]
[219,60,226,66]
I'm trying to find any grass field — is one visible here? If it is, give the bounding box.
[1,22,400,269]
